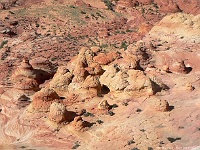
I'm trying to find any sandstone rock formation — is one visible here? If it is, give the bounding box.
[154,0,180,13]
[49,66,73,97]
[144,13,200,72]
[176,0,200,14]
[170,60,188,74]
[31,88,60,112]
[48,102,68,124]
[11,58,39,93]
[47,42,164,99]
[0,1,200,150]
[146,97,170,112]
[49,47,104,98]
[70,116,90,131]
[93,51,120,65]
[100,65,158,95]
[98,99,110,110]
[60,41,160,97]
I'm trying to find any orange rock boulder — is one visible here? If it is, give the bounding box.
[32,88,60,112]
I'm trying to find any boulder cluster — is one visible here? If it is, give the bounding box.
[49,43,165,100]
[10,44,168,129]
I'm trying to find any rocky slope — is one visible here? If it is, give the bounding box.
[0,0,200,150]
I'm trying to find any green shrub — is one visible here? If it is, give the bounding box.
[120,41,129,50]
[72,141,80,149]
[96,120,104,124]
[127,140,135,145]
[108,111,115,116]
[103,0,114,11]
[0,40,8,49]
[83,111,94,117]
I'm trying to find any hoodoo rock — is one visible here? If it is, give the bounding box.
[47,43,164,99]
[1,2,200,149]
[49,47,104,98]
[11,58,39,92]
[48,102,68,124]
[32,88,60,112]
[49,66,73,97]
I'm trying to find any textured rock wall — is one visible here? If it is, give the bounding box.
[116,0,200,14]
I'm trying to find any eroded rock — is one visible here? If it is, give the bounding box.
[170,60,188,74]
[48,102,68,124]
[32,88,60,112]
[11,58,39,92]
[146,97,170,112]
[98,99,110,110]
[93,51,120,65]
[70,116,91,131]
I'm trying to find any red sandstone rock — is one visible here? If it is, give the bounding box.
[83,75,101,90]
[1,2,200,149]
[12,58,37,80]
[93,51,119,65]
[32,88,60,112]
[154,0,180,13]
[11,58,39,91]
[13,75,39,91]
[90,46,101,53]
[176,0,200,14]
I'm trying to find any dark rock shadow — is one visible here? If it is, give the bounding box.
[83,120,95,128]
[167,137,181,143]
[185,67,192,74]
[101,85,110,95]
[35,69,55,84]
[169,106,174,111]
[66,111,78,122]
